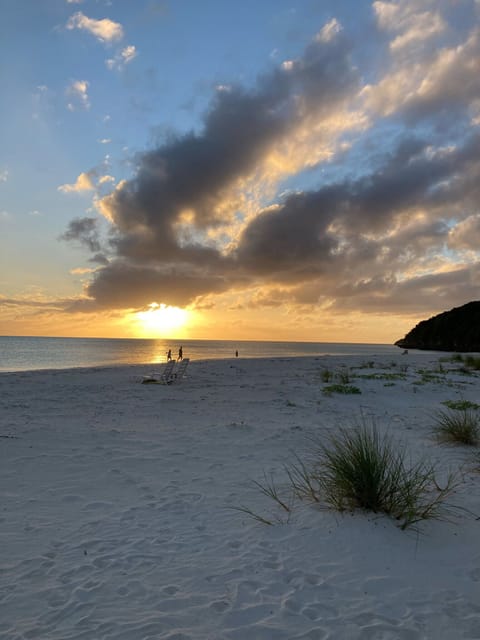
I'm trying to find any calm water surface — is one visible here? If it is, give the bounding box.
[0,336,401,372]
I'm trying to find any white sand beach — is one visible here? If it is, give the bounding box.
[1,353,479,640]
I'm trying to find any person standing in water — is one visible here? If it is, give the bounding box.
[178,346,183,361]
[167,349,172,361]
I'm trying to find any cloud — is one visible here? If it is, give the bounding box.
[58,171,95,193]
[60,217,103,253]
[0,295,69,310]
[373,0,446,51]
[106,45,138,70]
[448,214,480,250]
[96,23,358,250]
[61,10,480,318]
[77,130,480,313]
[98,175,115,185]
[66,11,124,43]
[66,79,90,111]
[70,267,96,275]
[70,263,233,311]
[0,169,8,182]
[363,3,480,121]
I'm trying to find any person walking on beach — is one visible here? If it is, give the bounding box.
[178,346,183,361]
[167,349,172,361]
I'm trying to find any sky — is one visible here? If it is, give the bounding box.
[1,0,480,343]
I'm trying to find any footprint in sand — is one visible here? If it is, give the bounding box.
[468,567,480,582]
[162,585,180,596]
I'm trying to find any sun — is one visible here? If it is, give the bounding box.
[134,303,189,337]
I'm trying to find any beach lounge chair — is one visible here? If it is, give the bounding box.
[168,358,189,383]
[141,359,175,384]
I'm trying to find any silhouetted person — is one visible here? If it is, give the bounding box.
[235,350,238,357]
[167,349,172,361]
[178,346,183,361]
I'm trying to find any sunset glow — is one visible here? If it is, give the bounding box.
[133,304,190,338]
[1,1,479,342]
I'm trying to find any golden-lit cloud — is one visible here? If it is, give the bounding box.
[70,267,96,275]
[373,0,446,53]
[106,45,138,70]
[66,12,124,43]
[58,172,95,193]
[66,79,90,111]
[98,174,115,185]
[362,3,480,118]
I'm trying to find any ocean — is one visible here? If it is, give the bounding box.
[0,336,401,372]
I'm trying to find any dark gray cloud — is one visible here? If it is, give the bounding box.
[69,262,235,311]
[99,26,357,257]
[234,188,341,278]
[60,217,103,254]
[235,133,480,280]
[327,265,480,315]
[68,130,480,312]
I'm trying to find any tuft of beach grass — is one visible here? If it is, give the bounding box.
[433,409,480,446]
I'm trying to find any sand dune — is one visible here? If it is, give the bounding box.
[1,354,479,639]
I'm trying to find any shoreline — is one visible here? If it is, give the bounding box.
[0,348,452,376]
[1,353,479,638]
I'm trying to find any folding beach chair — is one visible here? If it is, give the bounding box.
[168,358,190,383]
[141,359,175,384]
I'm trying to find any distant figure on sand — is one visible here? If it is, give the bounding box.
[167,349,172,361]
[178,346,183,361]
[235,350,238,357]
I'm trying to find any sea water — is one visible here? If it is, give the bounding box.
[0,336,400,372]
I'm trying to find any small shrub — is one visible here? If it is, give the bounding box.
[442,399,480,411]
[312,426,457,529]
[464,355,480,371]
[337,368,351,384]
[433,409,480,446]
[320,368,333,383]
[242,425,458,531]
[323,384,361,396]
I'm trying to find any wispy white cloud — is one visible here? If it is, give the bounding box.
[70,267,96,275]
[315,18,342,43]
[58,172,95,193]
[98,175,115,185]
[106,44,138,70]
[98,138,111,144]
[66,79,90,111]
[0,169,9,182]
[361,26,480,118]
[66,11,123,43]
[373,0,446,53]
